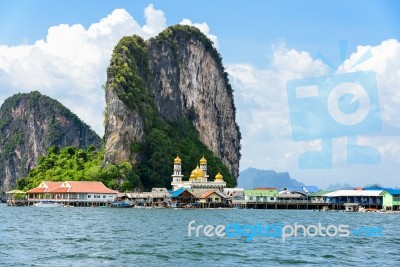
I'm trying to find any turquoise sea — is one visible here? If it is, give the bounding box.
[1,207,399,266]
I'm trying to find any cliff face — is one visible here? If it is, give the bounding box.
[0,91,102,193]
[148,28,240,178]
[104,86,144,165]
[104,25,241,185]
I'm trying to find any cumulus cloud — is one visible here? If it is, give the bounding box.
[339,39,400,131]
[227,46,329,178]
[228,44,328,140]
[229,40,400,187]
[0,5,216,137]
[142,4,167,36]
[339,39,400,176]
[0,7,158,135]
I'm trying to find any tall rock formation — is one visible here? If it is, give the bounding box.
[0,91,102,193]
[148,27,241,178]
[104,25,241,186]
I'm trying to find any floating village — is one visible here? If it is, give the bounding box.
[4,156,400,212]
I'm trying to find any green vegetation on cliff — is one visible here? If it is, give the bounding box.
[17,146,140,192]
[137,119,235,189]
[107,35,155,128]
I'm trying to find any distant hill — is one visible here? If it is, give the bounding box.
[363,184,383,189]
[325,183,353,191]
[238,168,304,190]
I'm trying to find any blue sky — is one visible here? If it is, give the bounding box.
[0,1,399,188]
[1,1,399,66]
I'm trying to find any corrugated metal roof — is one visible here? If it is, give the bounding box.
[244,189,278,196]
[255,187,278,190]
[309,190,332,197]
[26,181,118,194]
[283,187,305,192]
[199,190,226,199]
[278,193,304,198]
[279,190,308,196]
[26,182,63,194]
[151,192,170,198]
[170,188,189,198]
[382,189,400,196]
[324,190,383,197]
[127,192,153,198]
[50,181,118,194]
[364,187,400,196]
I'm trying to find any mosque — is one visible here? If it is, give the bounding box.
[171,156,226,191]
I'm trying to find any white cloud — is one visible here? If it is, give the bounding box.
[0,5,217,137]
[338,39,400,173]
[179,18,219,48]
[142,4,167,36]
[228,45,329,179]
[228,44,328,141]
[340,39,400,130]
[0,7,156,135]
[229,40,400,187]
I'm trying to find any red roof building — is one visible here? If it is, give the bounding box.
[48,181,118,194]
[26,182,63,194]
[26,181,118,206]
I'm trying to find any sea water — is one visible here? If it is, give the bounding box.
[1,207,399,266]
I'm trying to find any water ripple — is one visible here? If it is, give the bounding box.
[1,207,399,266]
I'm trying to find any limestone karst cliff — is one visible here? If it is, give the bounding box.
[0,91,101,194]
[104,25,241,187]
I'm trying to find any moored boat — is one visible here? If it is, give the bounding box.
[110,201,134,208]
[33,201,63,207]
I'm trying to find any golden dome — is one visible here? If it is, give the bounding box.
[192,165,204,178]
[199,156,207,164]
[215,172,224,181]
[174,156,182,164]
[189,170,197,181]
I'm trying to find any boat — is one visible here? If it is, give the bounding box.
[359,207,378,212]
[33,201,63,207]
[110,201,134,208]
[344,203,360,212]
